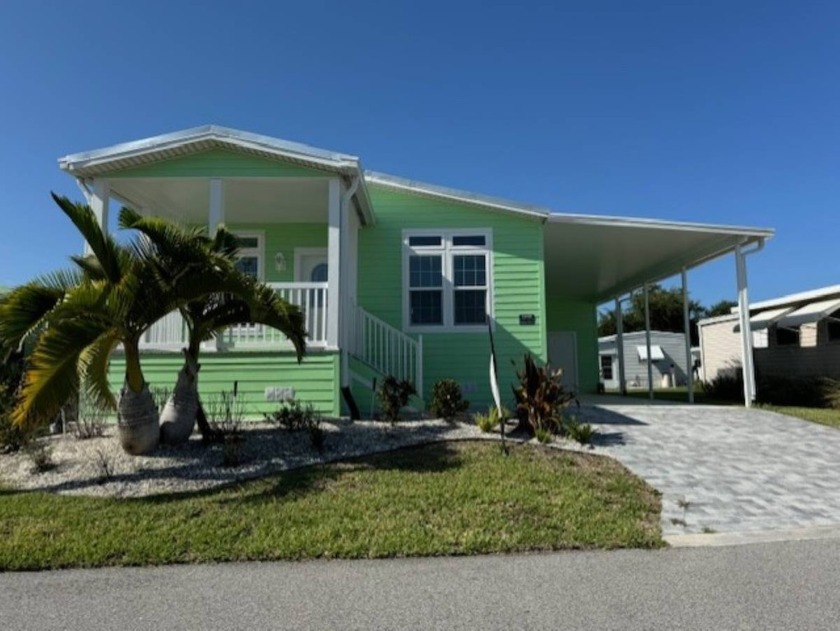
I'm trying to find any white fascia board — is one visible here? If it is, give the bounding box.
[59,125,362,174]
[747,284,840,313]
[364,171,551,220]
[547,212,775,240]
[697,313,740,327]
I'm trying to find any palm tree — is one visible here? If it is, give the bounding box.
[0,194,274,454]
[120,210,307,444]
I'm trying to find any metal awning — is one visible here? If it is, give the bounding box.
[543,216,773,302]
[734,306,795,332]
[637,344,665,361]
[776,298,840,329]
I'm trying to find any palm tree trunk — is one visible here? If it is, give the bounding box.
[159,350,200,445]
[117,339,159,454]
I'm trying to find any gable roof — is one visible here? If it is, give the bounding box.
[58,125,375,224]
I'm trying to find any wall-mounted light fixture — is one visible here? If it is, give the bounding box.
[274,252,286,272]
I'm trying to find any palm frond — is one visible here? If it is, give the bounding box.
[12,316,111,429]
[79,332,120,411]
[51,193,124,284]
[0,283,67,357]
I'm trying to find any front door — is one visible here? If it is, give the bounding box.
[548,331,579,393]
[295,248,328,284]
[295,248,329,341]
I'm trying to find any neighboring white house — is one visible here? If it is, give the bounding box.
[598,331,693,390]
[698,284,840,382]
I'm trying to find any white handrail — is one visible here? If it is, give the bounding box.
[352,305,424,394]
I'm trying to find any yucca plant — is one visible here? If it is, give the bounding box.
[511,353,576,435]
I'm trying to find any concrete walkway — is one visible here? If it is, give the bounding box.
[577,399,840,538]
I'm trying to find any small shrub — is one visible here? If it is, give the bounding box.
[0,350,27,452]
[72,389,107,440]
[757,375,837,408]
[94,448,114,484]
[703,373,744,402]
[25,440,55,473]
[563,417,597,446]
[512,354,576,435]
[429,379,470,420]
[377,376,416,424]
[205,391,245,466]
[266,399,318,431]
[474,409,497,433]
[534,427,553,444]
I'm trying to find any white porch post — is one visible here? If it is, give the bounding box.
[735,244,756,407]
[327,179,341,349]
[644,283,654,400]
[208,178,225,234]
[84,179,110,255]
[209,179,225,351]
[681,268,694,404]
[615,296,626,396]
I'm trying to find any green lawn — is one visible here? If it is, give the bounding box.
[758,405,840,429]
[0,441,663,571]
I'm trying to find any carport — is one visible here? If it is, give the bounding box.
[543,213,774,406]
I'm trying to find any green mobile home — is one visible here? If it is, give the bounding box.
[57,126,772,415]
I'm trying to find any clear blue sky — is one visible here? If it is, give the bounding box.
[1,1,837,307]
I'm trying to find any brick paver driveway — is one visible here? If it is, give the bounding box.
[578,399,840,537]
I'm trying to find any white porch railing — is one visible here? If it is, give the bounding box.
[221,282,328,349]
[349,305,423,393]
[140,282,329,350]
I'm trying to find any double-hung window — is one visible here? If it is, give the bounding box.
[404,230,492,331]
[233,232,264,280]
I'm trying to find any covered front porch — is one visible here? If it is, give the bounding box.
[61,128,377,355]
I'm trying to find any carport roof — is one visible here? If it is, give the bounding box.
[544,214,773,303]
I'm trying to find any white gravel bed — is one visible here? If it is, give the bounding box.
[0,418,596,498]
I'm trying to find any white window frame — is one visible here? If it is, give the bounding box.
[234,231,265,281]
[402,228,494,333]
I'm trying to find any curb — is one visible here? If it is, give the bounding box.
[666,524,840,548]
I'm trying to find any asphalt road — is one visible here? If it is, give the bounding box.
[2,539,840,630]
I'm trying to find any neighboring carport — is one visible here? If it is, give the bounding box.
[543,214,774,406]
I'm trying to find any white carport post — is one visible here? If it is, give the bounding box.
[681,268,694,403]
[735,244,756,407]
[643,283,654,400]
[615,296,627,395]
[84,179,110,255]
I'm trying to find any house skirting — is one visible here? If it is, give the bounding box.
[109,350,341,419]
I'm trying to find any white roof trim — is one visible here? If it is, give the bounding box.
[698,313,740,326]
[59,125,362,175]
[364,171,551,220]
[548,212,774,239]
[637,344,665,361]
[747,284,840,313]
[776,298,840,329]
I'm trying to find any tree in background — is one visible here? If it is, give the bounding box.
[597,284,711,345]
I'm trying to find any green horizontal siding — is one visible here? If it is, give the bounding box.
[109,351,340,419]
[358,186,547,410]
[545,297,598,394]
[101,149,331,178]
